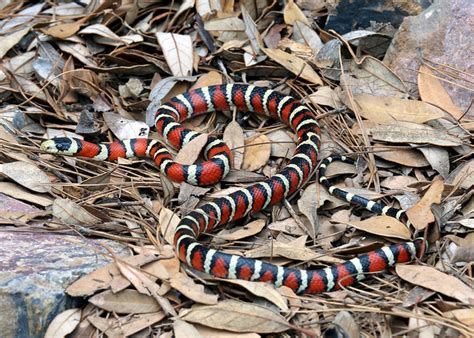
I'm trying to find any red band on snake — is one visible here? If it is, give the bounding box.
[41,84,426,294]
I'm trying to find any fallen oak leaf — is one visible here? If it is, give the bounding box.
[406,179,444,230]
[396,265,474,304]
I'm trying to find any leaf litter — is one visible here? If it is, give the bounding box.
[0,1,472,337]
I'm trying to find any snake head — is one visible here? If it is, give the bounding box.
[40,138,75,155]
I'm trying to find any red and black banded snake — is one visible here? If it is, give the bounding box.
[41,84,426,294]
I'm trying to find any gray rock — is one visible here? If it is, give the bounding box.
[0,231,130,337]
[384,0,474,117]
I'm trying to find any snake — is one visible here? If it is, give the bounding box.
[41,84,426,294]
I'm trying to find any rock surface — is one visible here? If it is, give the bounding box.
[384,0,474,117]
[0,231,130,337]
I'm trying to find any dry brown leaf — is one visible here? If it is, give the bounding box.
[195,324,261,337]
[156,32,193,77]
[220,279,289,311]
[348,216,411,240]
[88,289,161,314]
[353,94,445,124]
[0,161,51,193]
[370,122,463,147]
[52,198,101,226]
[180,299,291,333]
[170,272,219,305]
[406,179,444,230]
[293,20,323,54]
[0,27,29,59]
[223,121,245,169]
[267,218,306,236]
[373,145,429,167]
[79,24,125,45]
[103,112,149,140]
[396,265,474,304]
[283,0,310,25]
[116,260,177,316]
[418,65,464,120]
[298,183,319,238]
[418,146,450,178]
[263,47,323,85]
[267,130,296,158]
[66,255,158,297]
[444,308,474,328]
[175,133,208,165]
[159,207,181,245]
[191,71,224,89]
[218,219,266,241]
[308,86,342,108]
[242,134,271,171]
[88,312,166,337]
[44,308,81,338]
[451,233,474,263]
[174,319,203,338]
[42,22,82,39]
[332,311,359,338]
[0,182,52,207]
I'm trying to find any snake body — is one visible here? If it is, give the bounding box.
[41,84,425,294]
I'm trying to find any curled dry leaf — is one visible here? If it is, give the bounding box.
[218,219,266,241]
[175,133,208,165]
[396,265,474,304]
[406,179,444,230]
[44,308,81,338]
[353,94,445,124]
[347,216,411,240]
[221,279,289,311]
[418,65,464,120]
[180,299,291,333]
[88,289,161,314]
[170,272,219,305]
[242,134,271,172]
[223,121,245,169]
[156,32,193,77]
[0,161,51,193]
[53,198,101,226]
